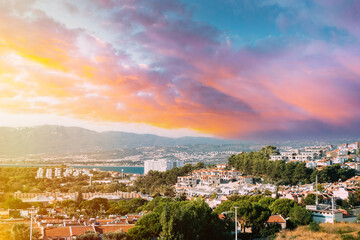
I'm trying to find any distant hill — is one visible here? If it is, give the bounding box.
[0,125,357,156]
[0,125,237,155]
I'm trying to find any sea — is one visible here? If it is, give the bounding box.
[0,164,144,174]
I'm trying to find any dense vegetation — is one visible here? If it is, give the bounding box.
[3,194,357,240]
[0,162,207,197]
[0,223,41,240]
[228,146,356,185]
[127,198,232,240]
[214,194,312,238]
[132,162,206,196]
[0,167,111,194]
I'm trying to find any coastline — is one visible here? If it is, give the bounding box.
[0,163,143,167]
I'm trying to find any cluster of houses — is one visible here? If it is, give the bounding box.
[36,167,93,179]
[10,192,141,208]
[175,164,264,199]
[174,160,360,225]
[28,215,140,239]
[270,143,360,171]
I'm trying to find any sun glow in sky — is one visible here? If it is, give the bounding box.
[1,0,360,139]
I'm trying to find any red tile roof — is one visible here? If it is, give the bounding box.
[44,227,71,237]
[71,226,95,236]
[267,215,286,223]
[95,224,135,233]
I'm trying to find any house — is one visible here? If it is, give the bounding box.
[346,176,360,185]
[306,205,357,223]
[333,187,353,200]
[216,163,227,169]
[43,224,135,240]
[266,215,286,230]
[95,225,135,234]
[200,175,220,186]
[43,226,95,240]
[316,159,332,167]
[176,176,197,187]
[238,176,254,184]
[306,161,317,168]
[270,155,287,161]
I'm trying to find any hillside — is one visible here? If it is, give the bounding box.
[276,223,360,240]
[0,125,236,155]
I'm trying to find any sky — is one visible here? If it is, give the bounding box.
[0,0,360,139]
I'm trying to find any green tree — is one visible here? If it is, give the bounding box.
[260,224,281,238]
[80,198,109,217]
[289,206,312,225]
[3,197,28,209]
[76,191,84,207]
[269,199,297,218]
[292,162,310,184]
[282,162,296,185]
[210,192,217,200]
[127,212,161,240]
[258,197,276,208]
[76,231,101,240]
[214,200,233,214]
[11,223,40,240]
[160,199,231,240]
[103,231,127,240]
[127,226,153,240]
[309,221,320,232]
[194,162,205,170]
[301,193,323,205]
[175,193,187,202]
[233,200,271,234]
[61,199,77,212]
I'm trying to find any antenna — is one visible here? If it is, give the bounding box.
[234,206,238,240]
[332,196,335,224]
[315,175,318,205]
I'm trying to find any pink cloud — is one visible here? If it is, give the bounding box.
[0,0,360,139]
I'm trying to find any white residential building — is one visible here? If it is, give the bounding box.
[316,159,332,167]
[36,168,44,179]
[293,154,312,161]
[177,176,198,187]
[306,205,356,223]
[216,163,227,169]
[270,155,286,161]
[144,159,184,174]
[306,161,317,168]
[45,169,53,179]
[54,168,62,178]
[333,187,353,200]
[200,175,221,186]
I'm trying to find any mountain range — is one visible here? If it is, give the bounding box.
[0,125,239,156]
[0,125,357,156]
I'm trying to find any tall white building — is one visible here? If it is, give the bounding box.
[144,159,184,175]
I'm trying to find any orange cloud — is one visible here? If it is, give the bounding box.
[0,0,360,139]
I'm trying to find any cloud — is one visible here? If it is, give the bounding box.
[0,0,359,139]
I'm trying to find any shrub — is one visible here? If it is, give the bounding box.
[260,224,281,238]
[309,221,320,232]
[341,235,356,240]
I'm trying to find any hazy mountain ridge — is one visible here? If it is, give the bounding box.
[0,125,236,155]
[0,125,358,156]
